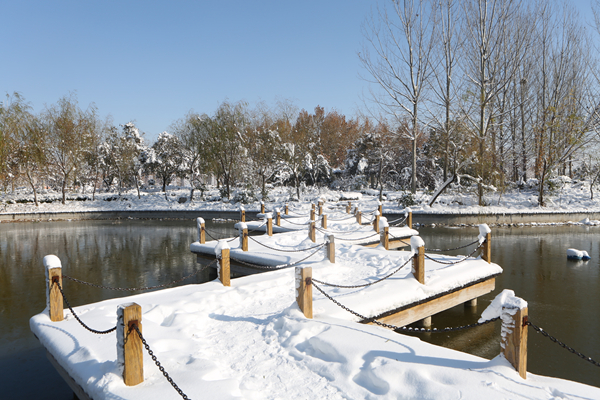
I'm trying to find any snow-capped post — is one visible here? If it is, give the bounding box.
[275,208,281,226]
[501,300,529,379]
[380,219,389,250]
[411,236,425,284]
[239,222,248,251]
[309,220,316,242]
[285,203,289,215]
[118,302,143,386]
[295,266,313,318]
[44,255,63,322]
[405,208,412,229]
[321,212,327,229]
[240,206,245,223]
[215,240,230,286]
[378,200,383,215]
[266,213,273,236]
[373,210,380,232]
[260,201,265,214]
[479,224,492,263]
[318,200,323,216]
[356,209,362,225]
[310,206,315,222]
[326,234,335,263]
[197,217,206,244]
[346,201,352,214]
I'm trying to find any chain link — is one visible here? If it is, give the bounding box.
[335,231,381,242]
[54,281,117,334]
[312,281,499,333]
[388,215,408,226]
[133,325,191,399]
[230,243,326,270]
[425,239,480,253]
[312,256,412,289]
[63,260,217,291]
[248,235,325,253]
[526,321,600,367]
[423,244,482,267]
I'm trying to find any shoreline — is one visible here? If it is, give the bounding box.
[3,208,600,226]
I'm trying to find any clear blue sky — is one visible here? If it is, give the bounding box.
[1,1,374,142]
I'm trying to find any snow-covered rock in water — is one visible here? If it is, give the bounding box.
[567,248,590,260]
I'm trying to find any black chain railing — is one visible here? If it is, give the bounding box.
[133,325,191,399]
[312,256,412,289]
[526,320,600,367]
[281,218,313,226]
[312,280,499,332]
[53,281,117,334]
[62,260,217,292]
[315,225,368,235]
[230,243,326,270]
[326,214,359,222]
[425,239,480,253]
[248,235,324,253]
[387,215,408,226]
[423,244,483,267]
[203,227,238,243]
[335,231,380,243]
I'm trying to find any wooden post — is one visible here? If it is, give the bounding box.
[239,222,248,251]
[502,305,528,379]
[482,232,491,263]
[407,211,412,229]
[295,266,312,318]
[260,202,265,214]
[346,201,352,214]
[276,209,281,226]
[381,225,389,250]
[310,208,315,222]
[373,211,380,232]
[197,217,205,244]
[44,255,63,322]
[308,221,316,242]
[118,303,143,386]
[378,201,383,215]
[285,203,289,215]
[411,237,425,284]
[321,213,327,229]
[240,208,246,223]
[266,213,273,236]
[318,201,323,216]
[326,234,335,263]
[356,210,362,225]
[218,244,230,287]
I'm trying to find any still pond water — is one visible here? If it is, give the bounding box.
[0,219,598,398]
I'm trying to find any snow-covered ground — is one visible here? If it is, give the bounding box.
[4,177,600,220]
[31,253,599,400]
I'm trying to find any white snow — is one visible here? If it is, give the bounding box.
[567,248,591,260]
[479,289,528,323]
[478,223,492,243]
[30,264,599,399]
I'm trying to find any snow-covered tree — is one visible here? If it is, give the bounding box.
[142,131,184,194]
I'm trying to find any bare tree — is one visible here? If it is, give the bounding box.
[360,0,436,194]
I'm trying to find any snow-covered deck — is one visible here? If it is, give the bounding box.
[30,251,599,399]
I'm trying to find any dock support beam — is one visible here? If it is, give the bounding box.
[502,305,528,379]
[45,255,64,322]
[326,234,335,263]
[197,217,205,244]
[295,267,312,318]
[118,303,143,386]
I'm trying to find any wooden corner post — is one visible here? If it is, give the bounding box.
[482,232,491,263]
[326,234,335,263]
[318,201,323,216]
[285,203,289,215]
[197,217,206,244]
[310,207,315,222]
[260,202,265,214]
[44,255,63,322]
[239,223,248,251]
[502,305,528,379]
[295,267,313,318]
[118,303,143,386]
[276,209,281,226]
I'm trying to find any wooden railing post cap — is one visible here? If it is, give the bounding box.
[237,221,248,230]
[380,219,389,232]
[265,212,273,220]
[478,224,491,242]
[215,240,230,257]
[326,234,334,243]
[374,210,380,216]
[44,254,62,271]
[404,207,411,216]
[196,217,205,225]
[410,236,425,253]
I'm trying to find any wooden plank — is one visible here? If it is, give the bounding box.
[45,350,93,400]
[365,278,496,328]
